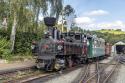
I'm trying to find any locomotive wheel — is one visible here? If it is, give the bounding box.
[81,57,87,64]
[36,63,41,69]
[44,62,55,71]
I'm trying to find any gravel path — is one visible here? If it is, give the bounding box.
[45,68,82,83]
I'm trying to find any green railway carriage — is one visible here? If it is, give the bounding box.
[87,36,105,59]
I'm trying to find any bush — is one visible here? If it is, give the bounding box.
[14,32,41,53]
[0,38,11,59]
[0,29,41,54]
[0,30,10,39]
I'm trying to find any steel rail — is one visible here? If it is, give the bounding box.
[78,64,90,83]
[20,65,84,83]
[96,61,100,83]
[102,59,119,83]
[83,56,118,83]
[83,62,99,83]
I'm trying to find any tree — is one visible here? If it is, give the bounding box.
[28,0,63,32]
[10,0,22,52]
[48,0,63,20]
[63,5,75,31]
[0,0,64,52]
[64,5,75,16]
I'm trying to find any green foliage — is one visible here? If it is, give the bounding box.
[14,32,41,53]
[0,29,41,54]
[0,38,11,59]
[97,29,125,35]
[0,29,10,39]
[92,30,125,44]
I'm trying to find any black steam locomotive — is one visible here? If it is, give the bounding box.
[32,17,111,71]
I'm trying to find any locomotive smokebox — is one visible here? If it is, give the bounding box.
[44,17,56,26]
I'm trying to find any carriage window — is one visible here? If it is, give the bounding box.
[100,41,105,47]
[75,35,81,40]
[94,40,99,47]
[95,40,100,47]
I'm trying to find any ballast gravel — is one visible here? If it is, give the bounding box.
[45,68,82,83]
[114,64,125,83]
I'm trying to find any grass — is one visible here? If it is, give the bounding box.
[4,52,34,63]
[96,30,125,35]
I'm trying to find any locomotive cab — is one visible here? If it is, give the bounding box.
[61,32,82,43]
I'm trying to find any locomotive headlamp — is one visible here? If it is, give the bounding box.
[44,30,48,34]
[57,45,63,50]
[31,45,35,49]
[31,41,36,49]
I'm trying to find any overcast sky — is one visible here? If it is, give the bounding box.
[64,0,125,31]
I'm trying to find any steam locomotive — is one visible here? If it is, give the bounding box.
[32,17,111,71]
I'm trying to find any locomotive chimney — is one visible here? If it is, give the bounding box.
[44,17,57,40]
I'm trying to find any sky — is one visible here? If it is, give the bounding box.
[64,0,125,31]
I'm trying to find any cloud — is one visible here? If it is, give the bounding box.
[76,20,125,31]
[74,17,95,24]
[98,21,125,29]
[84,10,109,16]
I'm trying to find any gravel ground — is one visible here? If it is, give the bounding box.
[45,68,82,83]
[99,56,113,64]
[113,64,125,83]
[0,60,35,71]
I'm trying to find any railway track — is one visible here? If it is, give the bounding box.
[99,56,119,83]
[78,56,119,83]
[0,65,38,83]
[82,62,98,83]
[79,64,90,83]
[70,62,97,83]
[102,61,119,83]
[72,64,90,83]
[22,65,84,83]
[96,61,100,83]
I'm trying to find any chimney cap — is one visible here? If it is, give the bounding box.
[44,17,56,26]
